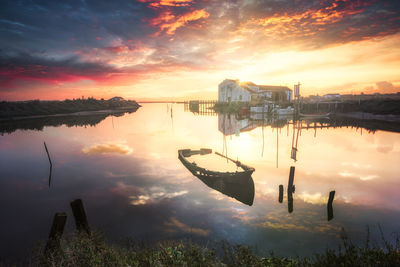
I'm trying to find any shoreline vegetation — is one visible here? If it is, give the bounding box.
[0,97,141,121]
[0,113,121,135]
[213,99,400,122]
[11,230,399,266]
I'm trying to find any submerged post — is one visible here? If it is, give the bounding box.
[327,190,335,221]
[278,185,283,203]
[287,167,295,213]
[288,166,295,191]
[70,199,90,235]
[288,195,293,213]
[45,212,67,253]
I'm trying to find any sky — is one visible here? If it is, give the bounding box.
[0,0,400,101]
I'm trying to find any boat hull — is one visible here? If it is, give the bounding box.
[178,149,255,205]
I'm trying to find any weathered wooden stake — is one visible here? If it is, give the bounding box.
[287,166,295,213]
[45,212,67,253]
[288,166,295,191]
[278,185,283,203]
[327,190,335,221]
[288,195,293,213]
[70,199,90,235]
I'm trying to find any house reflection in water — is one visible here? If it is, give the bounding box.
[218,113,290,136]
[218,113,254,136]
[178,149,255,206]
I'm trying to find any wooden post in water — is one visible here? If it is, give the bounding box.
[288,166,295,191]
[45,212,67,253]
[279,185,283,203]
[70,199,90,235]
[327,190,335,221]
[287,166,295,213]
[288,195,293,213]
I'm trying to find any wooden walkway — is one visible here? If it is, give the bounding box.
[184,100,217,116]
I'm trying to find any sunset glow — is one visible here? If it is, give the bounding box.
[1,0,399,100]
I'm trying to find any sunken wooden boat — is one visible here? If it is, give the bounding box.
[178,148,255,179]
[178,148,255,205]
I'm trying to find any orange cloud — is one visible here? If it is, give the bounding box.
[150,9,210,35]
[139,0,194,8]
[239,0,371,39]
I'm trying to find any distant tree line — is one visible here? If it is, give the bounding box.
[0,98,140,118]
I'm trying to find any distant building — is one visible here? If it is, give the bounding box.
[218,79,292,104]
[323,94,341,100]
[108,96,125,101]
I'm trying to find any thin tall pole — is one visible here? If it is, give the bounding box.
[276,127,279,168]
[44,142,53,187]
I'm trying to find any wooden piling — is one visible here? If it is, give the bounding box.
[287,166,295,213]
[278,185,283,203]
[327,190,335,221]
[288,166,295,191]
[70,199,90,235]
[45,212,67,253]
[328,190,335,203]
[288,196,293,213]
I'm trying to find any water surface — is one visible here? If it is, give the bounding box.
[0,103,399,259]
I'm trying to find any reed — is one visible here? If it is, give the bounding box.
[30,229,400,267]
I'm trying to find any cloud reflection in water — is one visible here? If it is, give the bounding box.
[130,190,188,205]
[164,217,210,237]
[82,142,133,155]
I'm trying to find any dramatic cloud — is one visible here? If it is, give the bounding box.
[149,9,210,35]
[0,0,399,99]
[138,0,195,8]
[231,0,400,49]
[0,52,118,87]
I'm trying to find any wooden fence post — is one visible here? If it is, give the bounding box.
[45,212,67,253]
[278,185,283,203]
[288,196,293,213]
[327,190,335,221]
[70,199,90,235]
[288,166,295,192]
[287,166,295,213]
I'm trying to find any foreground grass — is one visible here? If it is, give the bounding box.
[30,231,400,267]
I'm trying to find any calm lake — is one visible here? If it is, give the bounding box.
[1,103,399,259]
